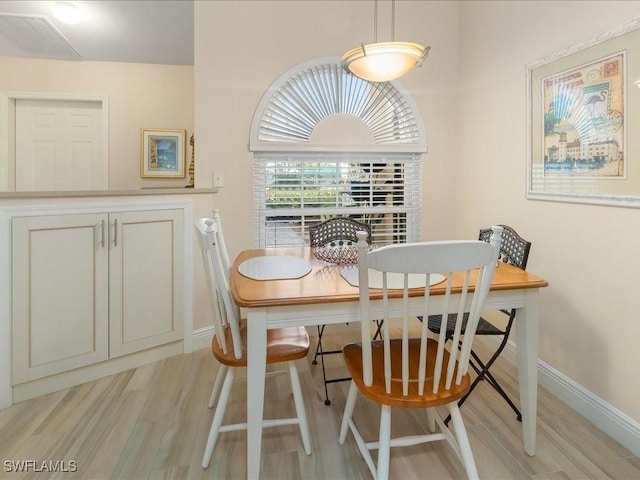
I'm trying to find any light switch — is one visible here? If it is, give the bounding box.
[213,170,224,188]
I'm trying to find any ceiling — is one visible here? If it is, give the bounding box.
[0,1,193,65]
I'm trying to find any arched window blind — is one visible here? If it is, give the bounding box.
[250,58,426,247]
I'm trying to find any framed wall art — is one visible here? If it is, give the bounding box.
[527,18,640,207]
[140,128,186,178]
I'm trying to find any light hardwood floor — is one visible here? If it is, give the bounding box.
[1,325,639,480]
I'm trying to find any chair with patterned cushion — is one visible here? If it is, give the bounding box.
[425,224,531,424]
[308,216,373,405]
[339,227,502,479]
[195,216,312,469]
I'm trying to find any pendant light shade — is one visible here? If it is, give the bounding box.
[342,41,429,82]
[342,0,429,83]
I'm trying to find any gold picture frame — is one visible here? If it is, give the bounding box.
[140,128,186,178]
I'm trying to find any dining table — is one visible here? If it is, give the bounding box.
[230,246,549,479]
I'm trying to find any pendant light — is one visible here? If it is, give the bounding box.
[342,0,429,83]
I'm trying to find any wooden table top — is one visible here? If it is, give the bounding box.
[231,247,549,309]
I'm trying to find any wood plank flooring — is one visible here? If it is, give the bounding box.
[0,324,638,479]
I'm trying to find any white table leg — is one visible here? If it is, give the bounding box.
[516,289,539,456]
[247,308,268,479]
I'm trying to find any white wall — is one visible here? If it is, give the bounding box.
[455,1,640,423]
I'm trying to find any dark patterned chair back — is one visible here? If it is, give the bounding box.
[309,217,372,247]
[479,224,531,270]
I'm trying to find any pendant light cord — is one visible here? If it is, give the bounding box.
[374,0,397,42]
[373,0,378,43]
[391,0,395,41]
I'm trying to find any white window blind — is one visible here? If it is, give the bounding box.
[250,59,427,248]
[254,63,422,147]
[254,153,421,247]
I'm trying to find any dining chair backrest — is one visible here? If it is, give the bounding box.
[212,209,232,281]
[355,226,502,395]
[479,224,531,271]
[309,217,372,247]
[195,217,242,359]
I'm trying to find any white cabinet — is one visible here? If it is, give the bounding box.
[108,209,184,357]
[12,213,109,382]
[11,208,184,386]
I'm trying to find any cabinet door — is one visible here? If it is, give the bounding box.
[109,209,184,357]
[12,214,110,383]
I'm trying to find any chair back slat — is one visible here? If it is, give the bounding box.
[195,217,243,360]
[355,227,503,397]
[212,209,232,279]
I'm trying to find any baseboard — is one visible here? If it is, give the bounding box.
[13,341,184,403]
[193,325,214,351]
[480,336,640,458]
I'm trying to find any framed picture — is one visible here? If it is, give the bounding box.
[140,129,186,178]
[527,19,640,208]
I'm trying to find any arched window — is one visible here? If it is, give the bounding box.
[250,57,426,247]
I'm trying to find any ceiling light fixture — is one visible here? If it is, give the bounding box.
[53,1,83,25]
[342,0,430,83]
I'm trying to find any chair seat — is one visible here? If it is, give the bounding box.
[213,321,310,367]
[427,313,504,336]
[343,338,471,408]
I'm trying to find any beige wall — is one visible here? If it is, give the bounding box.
[455,1,640,422]
[194,0,640,426]
[194,0,460,259]
[0,56,194,189]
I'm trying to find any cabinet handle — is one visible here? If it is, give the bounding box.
[100,219,105,248]
[113,219,118,246]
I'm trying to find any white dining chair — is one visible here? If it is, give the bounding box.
[339,226,503,480]
[195,216,312,469]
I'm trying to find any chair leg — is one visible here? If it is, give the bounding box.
[426,408,437,433]
[288,361,312,455]
[470,321,523,421]
[339,381,358,444]
[373,319,384,340]
[312,324,350,406]
[376,405,391,480]
[311,325,333,405]
[311,325,325,364]
[448,403,479,480]
[202,367,235,469]
[208,364,228,408]
[443,338,522,425]
[481,369,522,421]
[469,345,522,420]
[319,345,332,405]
